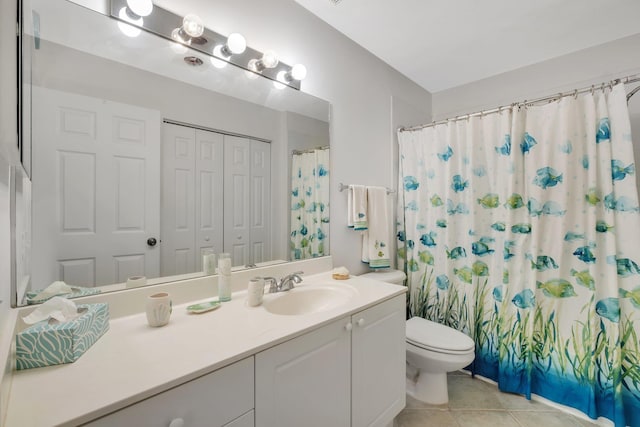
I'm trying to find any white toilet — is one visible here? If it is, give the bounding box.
[360,269,476,405]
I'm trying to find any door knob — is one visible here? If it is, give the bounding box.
[147,237,157,247]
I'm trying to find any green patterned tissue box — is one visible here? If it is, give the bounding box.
[16,303,109,370]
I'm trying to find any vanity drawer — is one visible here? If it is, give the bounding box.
[84,357,254,427]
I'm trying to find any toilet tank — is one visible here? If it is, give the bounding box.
[360,269,406,285]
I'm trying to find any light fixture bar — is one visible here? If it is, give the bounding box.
[109,0,302,90]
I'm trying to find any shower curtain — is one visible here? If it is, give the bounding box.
[397,84,640,426]
[290,148,330,260]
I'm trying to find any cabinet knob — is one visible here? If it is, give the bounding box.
[357,318,365,327]
[169,418,184,427]
[345,322,353,332]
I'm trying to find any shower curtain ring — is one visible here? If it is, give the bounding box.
[573,89,578,99]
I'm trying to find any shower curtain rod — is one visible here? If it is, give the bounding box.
[291,146,330,155]
[398,74,640,133]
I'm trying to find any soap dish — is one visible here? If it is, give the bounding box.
[187,301,221,314]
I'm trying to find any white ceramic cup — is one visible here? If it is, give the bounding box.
[247,277,265,307]
[146,292,172,327]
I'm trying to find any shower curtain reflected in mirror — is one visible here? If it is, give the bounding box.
[397,84,640,427]
[290,148,330,260]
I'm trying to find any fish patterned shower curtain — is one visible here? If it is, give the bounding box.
[290,148,330,260]
[397,84,640,426]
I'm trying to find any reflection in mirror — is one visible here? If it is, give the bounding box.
[17,0,330,305]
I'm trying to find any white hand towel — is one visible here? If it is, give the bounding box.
[350,185,368,230]
[361,186,391,268]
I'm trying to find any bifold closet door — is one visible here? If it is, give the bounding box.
[31,86,161,288]
[223,136,271,267]
[161,123,223,276]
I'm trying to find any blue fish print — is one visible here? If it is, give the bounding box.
[317,229,326,240]
[533,167,563,189]
[512,289,535,309]
[416,223,427,230]
[607,256,640,277]
[407,240,415,249]
[595,220,613,233]
[520,132,538,154]
[446,246,467,260]
[436,219,447,228]
[491,222,506,232]
[596,118,610,143]
[511,223,532,234]
[527,198,543,217]
[446,199,469,215]
[419,231,437,247]
[451,175,469,193]
[406,200,419,211]
[473,166,487,177]
[582,155,590,170]
[573,246,596,264]
[495,134,511,156]
[404,176,419,191]
[300,224,308,236]
[292,188,299,197]
[525,254,559,271]
[427,169,436,179]
[397,230,406,242]
[564,231,585,241]
[604,193,639,212]
[318,165,328,176]
[596,298,620,323]
[437,146,453,161]
[559,141,573,154]
[611,159,635,181]
[503,240,516,261]
[493,286,504,303]
[436,275,450,291]
[472,241,494,257]
[542,201,566,216]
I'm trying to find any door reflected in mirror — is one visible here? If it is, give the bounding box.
[17,0,330,305]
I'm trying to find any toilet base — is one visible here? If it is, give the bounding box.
[406,371,449,405]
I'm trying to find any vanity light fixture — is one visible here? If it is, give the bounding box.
[248,50,279,73]
[117,0,152,37]
[110,0,305,90]
[211,33,247,68]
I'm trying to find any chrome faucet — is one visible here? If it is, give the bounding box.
[265,271,304,293]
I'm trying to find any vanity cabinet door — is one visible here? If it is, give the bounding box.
[223,410,254,427]
[84,357,254,427]
[351,295,406,427]
[255,317,351,427]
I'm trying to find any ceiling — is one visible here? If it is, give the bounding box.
[294,0,640,93]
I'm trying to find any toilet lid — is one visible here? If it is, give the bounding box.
[406,317,475,353]
[360,270,407,285]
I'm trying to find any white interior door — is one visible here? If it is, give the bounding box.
[161,123,196,276]
[31,86,160,288]
[224,136,251,266]
[250,140,271,264]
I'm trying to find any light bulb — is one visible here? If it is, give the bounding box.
[261,50,279,69]
[213,44,230,60]
[210,55,227,69]
[182,14,204,38]
[126,0,153,17]
[171,28,190,45]
[118,7,142,38]
[274,71,288,89]
[273,80,286,90]
[246,60,260,79]
[226,33,246,54]
[290,64,307,80]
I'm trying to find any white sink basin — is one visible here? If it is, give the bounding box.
[263,284,356,316]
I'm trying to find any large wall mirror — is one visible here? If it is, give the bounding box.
[14,0,330,306]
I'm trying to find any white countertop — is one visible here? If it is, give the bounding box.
[5,272,406,427]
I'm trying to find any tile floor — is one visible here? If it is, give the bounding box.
[394,371,601,427]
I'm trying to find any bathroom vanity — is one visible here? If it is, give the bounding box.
[5,269,406,427]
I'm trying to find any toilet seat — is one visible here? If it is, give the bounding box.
[406,317,474,354]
